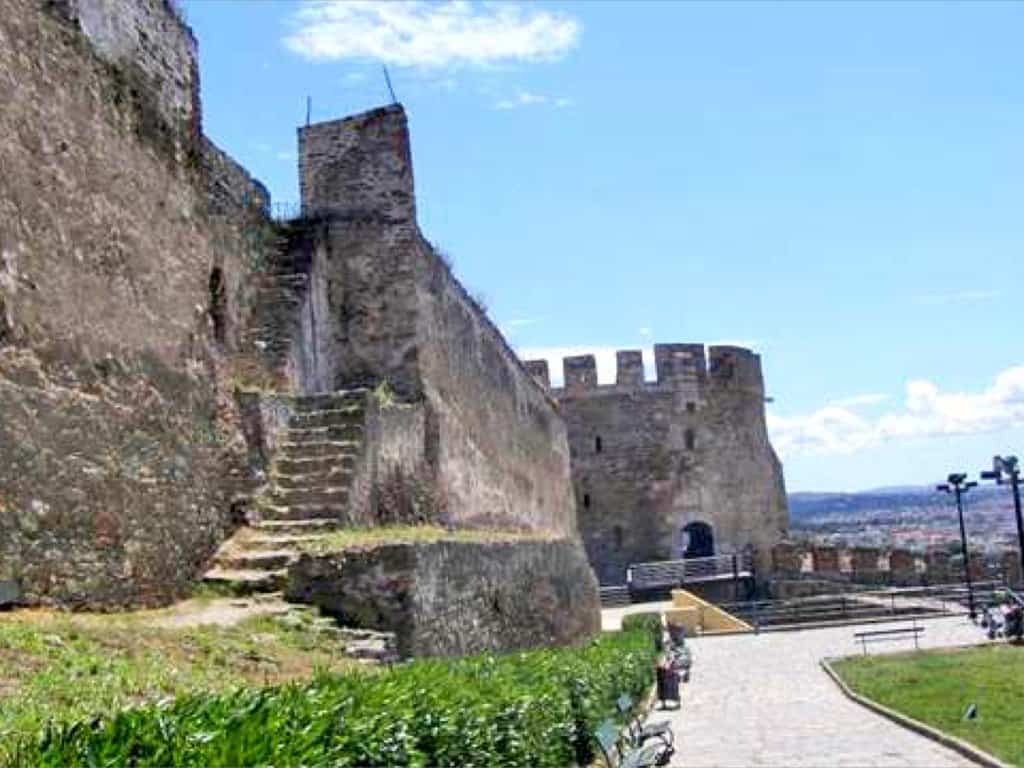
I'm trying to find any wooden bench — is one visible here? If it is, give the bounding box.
[853,623,924,655]
[617,694,674,752]
[594,720,665,768]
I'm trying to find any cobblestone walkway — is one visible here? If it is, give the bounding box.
[655,616,984,767]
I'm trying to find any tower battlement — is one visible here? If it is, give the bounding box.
[523,342,764,398]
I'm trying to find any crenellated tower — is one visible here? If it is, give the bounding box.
[524,343,788,585]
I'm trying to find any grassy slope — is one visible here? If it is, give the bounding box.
[0,606,365,754]
[297,524,557,552]
[833,645,1024,766]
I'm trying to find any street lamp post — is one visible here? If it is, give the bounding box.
[937,473,978,620]
[981,455,1024,588]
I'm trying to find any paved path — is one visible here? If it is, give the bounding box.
[645,615,986,767]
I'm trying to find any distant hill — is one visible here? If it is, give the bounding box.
[789,485,1005,523]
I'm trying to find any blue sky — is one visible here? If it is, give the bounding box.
[183,1,1024,493]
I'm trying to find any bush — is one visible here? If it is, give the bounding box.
[622,612,663,642]
[8,630,658,767]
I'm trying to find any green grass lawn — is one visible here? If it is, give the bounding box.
[832,644,1024,766]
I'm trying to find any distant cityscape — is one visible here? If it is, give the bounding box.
[789,484,1021,554]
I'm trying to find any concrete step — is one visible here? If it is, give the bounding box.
[275,454,359,476]
[293,390,368,412]
[258,503,348,521]
[215,549,298,571]
[283,425,364,445]
[203,567,287,595]
[289,407,364,430]
[270,487,350,508]
[274,467,355,490]
[252,518,344,535]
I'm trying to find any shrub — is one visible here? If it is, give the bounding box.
[621,612,664,643]
[8,630,658,767]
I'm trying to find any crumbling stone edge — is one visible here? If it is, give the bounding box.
[820,657,1010,768]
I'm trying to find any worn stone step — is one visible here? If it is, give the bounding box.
[289,407,364,430]
[283,425,364,444]
[252,518,344,535]
[259,503,348,521]
[293,391,368,412]
[275,454,359,476]
[203,568,287,595]
[279,440,363,459]
[216,549,298,571]
[239,534,324,551]
[271,487,350,507]
[274,468,355,490]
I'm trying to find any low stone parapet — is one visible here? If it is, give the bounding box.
[285,536,601,657]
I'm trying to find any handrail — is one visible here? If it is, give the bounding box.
[626,553,753,588]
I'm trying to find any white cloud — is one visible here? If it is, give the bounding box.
[276,151,295,161]
[504,316,546,328]
[913,289,1001,306]
[493,91,573,110]
[283,1,582,69]
[830,393,889,408]
[769,366,1024,458]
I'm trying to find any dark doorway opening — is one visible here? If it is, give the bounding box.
[682,521,714,558]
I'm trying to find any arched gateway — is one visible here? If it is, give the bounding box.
[681,521,715,558]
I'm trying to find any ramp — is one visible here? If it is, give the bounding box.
[665,589,754,635]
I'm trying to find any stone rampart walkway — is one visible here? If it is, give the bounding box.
[650,615,985,767]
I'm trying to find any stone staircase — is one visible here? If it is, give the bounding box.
[204,389,368,594]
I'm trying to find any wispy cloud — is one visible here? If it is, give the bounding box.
[829,393,889,408]
[505,316,546,328]
[493,91,573,110]
[769,365,1024,457]
[912,289,1001,306]
[283,1,582,70]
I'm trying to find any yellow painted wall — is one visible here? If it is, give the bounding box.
[666,589,753,634]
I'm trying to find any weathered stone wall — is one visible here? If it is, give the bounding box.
[285,107,577,536]
[528,345,788,584]
[47,0,200,159]
[286,537,601,657]
[769,541,1023,589]
[0,0,271,606]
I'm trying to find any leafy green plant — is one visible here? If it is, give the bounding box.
[7,629,658,767]
[622,612,663,645]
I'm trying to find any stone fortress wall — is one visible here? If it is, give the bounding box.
[255,107,579,536]
[525,344,789,585]
[771,540,1023,589]
[0,0,594,626]
[0,0,274,606]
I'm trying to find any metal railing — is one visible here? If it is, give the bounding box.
[626,553,753,590]
[720,581,1006,631]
